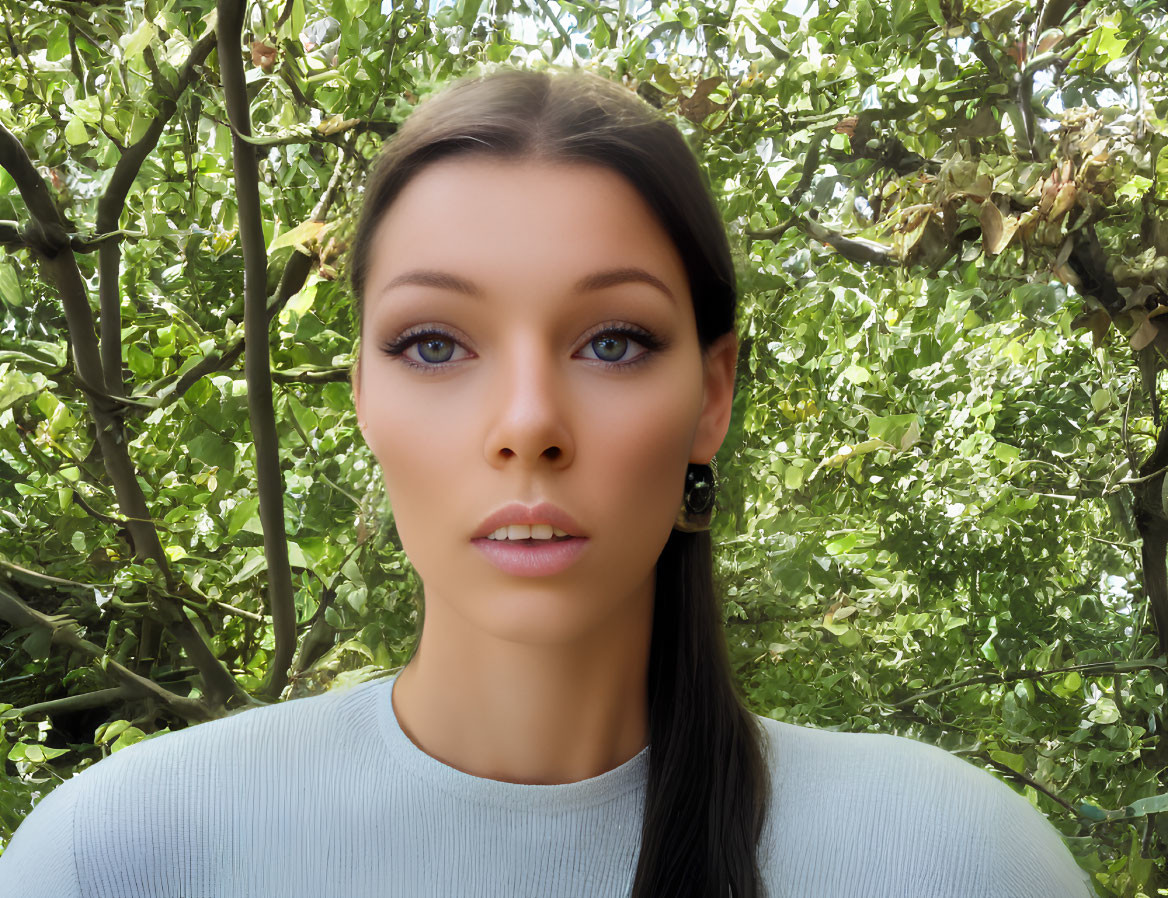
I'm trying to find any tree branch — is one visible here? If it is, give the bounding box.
[974,750,1079,816]
[802,217,897,266]
[218,0,297,701]
[0,582,219,723]
[138,149,347,413]
[0,124,70,257]
[0,120,249,712]
[893,658,1167,708]
[95,28,217,399]
[14,687,133,718]
[271,365,351,383]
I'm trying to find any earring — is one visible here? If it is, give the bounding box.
[673,461,717,533]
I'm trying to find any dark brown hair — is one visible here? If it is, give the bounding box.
[349,64,770,898]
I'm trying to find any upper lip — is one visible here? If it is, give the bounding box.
[472,502,586,540]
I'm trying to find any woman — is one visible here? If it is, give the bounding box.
[0,65,1096,898]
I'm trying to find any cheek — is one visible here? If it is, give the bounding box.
[579,370,704,529]
[362,389,475,550]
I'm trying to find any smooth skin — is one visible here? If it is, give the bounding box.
[353,157,737,785]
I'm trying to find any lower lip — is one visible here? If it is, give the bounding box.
[471,537,589,577]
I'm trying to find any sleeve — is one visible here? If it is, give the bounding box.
[984,775,1097,898]
[0,777,83,898]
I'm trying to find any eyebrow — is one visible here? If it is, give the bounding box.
[380,266,676,305]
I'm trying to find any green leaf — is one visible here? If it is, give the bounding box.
[188,432,235,471]
[226,496,260,537]
[287,540,307,569]
[992,442,1020,463]
[825,531,859,555]
[842,364,870,384]
[1088,697,1120,725]
[0,368,44,412]
[64,116,90,145]
[228,550,267,585]
[1128,792,1168,817]
[868,414,920,448]
[111,726,146,753]
[95,719,132,744]
[990,749,1026,774]
[837,628,861,648]
[0,261,23,306]
[120,20,157,61]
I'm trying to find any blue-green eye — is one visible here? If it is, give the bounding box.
[582,331,642,364]
[380,328,470,369]
[380,323,665,373]
[415,335,457,364]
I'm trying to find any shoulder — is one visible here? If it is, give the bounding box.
[82,673,387,779]
[0,675,392,890]
[751,714,1096,898]
[0,764,85,894]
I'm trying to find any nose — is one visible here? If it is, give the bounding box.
[482,335,575,470]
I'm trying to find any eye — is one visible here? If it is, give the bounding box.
[577,326,661,368]
[380,327,471,371]
[380,323,666,372]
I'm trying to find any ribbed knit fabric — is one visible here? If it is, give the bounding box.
[0,671,1097,898]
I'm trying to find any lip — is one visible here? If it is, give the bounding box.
[472,537,589,577]
[471,502,587,540]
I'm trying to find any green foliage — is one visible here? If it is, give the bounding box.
[0,0,1166,893]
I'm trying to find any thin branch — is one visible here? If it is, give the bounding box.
[973,751,1079,816]
[95,28,217,398]
[273,0,295,31]
[137,151,348,414]
[202,110,394,146]
[786,131,824,206]
[531,0,580,68]
[744,216,798,242]
[1123,381,1139,472]
[0,558,102,591]
[893,658,1167,709]
[802,217,896,266]
[215,600,264,622]
[1112,461,1168,488]
[14,687,133,718]
[0,582,222,723]
[271,365,350,383]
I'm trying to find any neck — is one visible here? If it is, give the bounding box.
[390,584,654,785]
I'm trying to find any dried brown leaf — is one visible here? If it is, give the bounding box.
[1130,310,1159,351]
[980,201,1018,254]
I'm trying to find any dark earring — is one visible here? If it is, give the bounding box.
[673,461,716,533]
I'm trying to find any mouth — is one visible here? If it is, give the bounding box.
[470,534,590,577]
[472,502,587,541]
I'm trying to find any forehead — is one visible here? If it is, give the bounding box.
[363,157,689,306]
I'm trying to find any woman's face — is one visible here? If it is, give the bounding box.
[354,157,737,646]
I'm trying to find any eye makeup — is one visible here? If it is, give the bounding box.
[378,321,670,375]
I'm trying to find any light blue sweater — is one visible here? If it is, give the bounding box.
[0,671,1096,897]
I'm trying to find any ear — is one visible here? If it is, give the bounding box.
[691,330,738,463]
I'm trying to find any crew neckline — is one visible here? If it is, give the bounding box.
[370,671,651,812]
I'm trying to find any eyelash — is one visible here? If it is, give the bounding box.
[379,323,667,374]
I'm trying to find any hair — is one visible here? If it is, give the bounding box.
[348,64,771,898]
